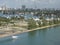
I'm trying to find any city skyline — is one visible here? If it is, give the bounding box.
[0,0,60,9]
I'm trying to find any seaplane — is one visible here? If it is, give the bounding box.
[12,36,18,39]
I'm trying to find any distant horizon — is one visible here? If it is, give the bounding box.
[0,0,60,9]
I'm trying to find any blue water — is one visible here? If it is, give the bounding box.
[0,26,60,45]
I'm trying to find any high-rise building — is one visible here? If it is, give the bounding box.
[1,5,7,10]
[0,7,2,10]
[21,5,26,10]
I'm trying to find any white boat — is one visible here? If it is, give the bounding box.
[12,36,18,39]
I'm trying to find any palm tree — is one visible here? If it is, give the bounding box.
[19,16,24,22]
[28,18,37,29]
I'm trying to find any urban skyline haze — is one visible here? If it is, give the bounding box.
[0,0,60,9]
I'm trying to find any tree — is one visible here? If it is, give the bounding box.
[39,16,47,26]
[38,21,42,27]
[28,18,37,29]
[19,16,24,21]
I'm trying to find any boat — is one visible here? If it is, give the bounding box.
[12,36,18,39]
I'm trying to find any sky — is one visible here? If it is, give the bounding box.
[0,0,60,9]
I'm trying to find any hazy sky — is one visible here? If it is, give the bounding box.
[0,0,60,9]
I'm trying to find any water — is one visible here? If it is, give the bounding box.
[0,26,60,45]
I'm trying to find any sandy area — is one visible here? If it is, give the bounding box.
[0,24,60,38]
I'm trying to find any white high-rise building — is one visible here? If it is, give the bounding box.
[0,7,2,10]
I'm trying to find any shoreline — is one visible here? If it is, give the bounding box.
[0,24,60,38]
